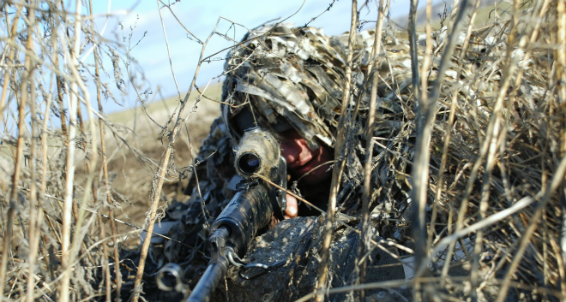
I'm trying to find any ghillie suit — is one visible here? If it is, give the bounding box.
[124,11,565,301]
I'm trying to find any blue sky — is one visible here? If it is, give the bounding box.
[88,0,420,113]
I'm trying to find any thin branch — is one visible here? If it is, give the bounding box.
[155,0,181,99]
[60,0,83,299]
[354,0,389,298]
[0,1,34,297]
[157,0,203,44]
[130,14,225,302]
[315,1,358,301]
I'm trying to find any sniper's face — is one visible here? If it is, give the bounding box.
[231,109,333,185]
[279,128,332,185]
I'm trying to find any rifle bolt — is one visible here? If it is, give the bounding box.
[276,189,283,196]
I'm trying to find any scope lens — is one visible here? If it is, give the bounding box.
[238,153,260,175]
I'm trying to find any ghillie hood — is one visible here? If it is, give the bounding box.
[220,23,378,150]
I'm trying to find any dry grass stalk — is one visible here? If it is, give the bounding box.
[314,1,358,301]
[130,16,224,302]
[427,0,480,290]
[26,73,38,302]
[0,6,21,127]
[410,0,435,298]
[60,1,83,299]
[410,0,471,298]
[87,2,113,301]
[556,1,566,298]
[1,2,35,298]
[355,0,390,298]
[1,0,166,300]
[2,0,566,301]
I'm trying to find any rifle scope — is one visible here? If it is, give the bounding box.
[237,152,261,175]
[234,128,280,178]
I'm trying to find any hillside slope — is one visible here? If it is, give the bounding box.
[91,84,222,233]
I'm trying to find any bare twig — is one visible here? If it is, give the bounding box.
[130,15,224,302]
[354,0,389,298]
[1,2,34,297]
[155,0,181,99]
[60,0,83,299]
[315,1,358,301]
[157,0,203,44]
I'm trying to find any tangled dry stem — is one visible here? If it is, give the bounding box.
[0,0,565,301]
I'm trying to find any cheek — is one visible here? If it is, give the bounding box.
[280,140,299,162]
[280,137,310,163]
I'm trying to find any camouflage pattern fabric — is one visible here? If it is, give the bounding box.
[138,22,431,293]
[129,19,559,301]
[134,24,402,298]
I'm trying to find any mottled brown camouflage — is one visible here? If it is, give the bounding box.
[135,18,561,301]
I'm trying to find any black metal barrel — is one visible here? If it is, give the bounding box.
[186,260,228,302]
[209,182,273,257]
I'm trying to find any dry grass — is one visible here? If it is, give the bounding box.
[0,0,565,301]
[0,1,222,300]
[98,84,221,213]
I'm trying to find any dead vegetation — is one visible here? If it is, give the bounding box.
[0,0,565,301]
[0,0,220,300]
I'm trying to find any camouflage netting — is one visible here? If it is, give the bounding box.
[3,0,565,301]
[132,5,566,301]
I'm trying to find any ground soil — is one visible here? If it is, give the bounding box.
[89,88,222,245]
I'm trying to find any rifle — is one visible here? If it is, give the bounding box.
[185,127,288,302]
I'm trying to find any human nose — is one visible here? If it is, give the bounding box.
[280,138,312,167]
